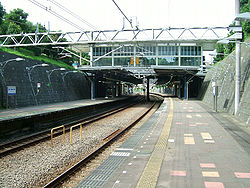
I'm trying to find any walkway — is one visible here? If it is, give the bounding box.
[77,98,250,188]
[0,98,122,122]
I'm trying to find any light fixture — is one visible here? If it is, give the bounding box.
[234,12,250,21]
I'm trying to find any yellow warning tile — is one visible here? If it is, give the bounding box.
[186,115,192,118]
[196,114,202,117]
[184,133,193,137]
[136,98,173,188]
[184,137,195,144]
[202,171,220,177]
[201,132,212,140]
[204,140,215,144]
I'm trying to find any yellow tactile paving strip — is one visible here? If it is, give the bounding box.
[184,137,195,145]
[136,98,173,188]
[202,171,220,177]
[201,132,212,140]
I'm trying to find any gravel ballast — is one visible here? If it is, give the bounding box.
[0,103,151,188]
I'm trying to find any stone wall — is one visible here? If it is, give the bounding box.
[199,38,250,124]
[0,51,91,108]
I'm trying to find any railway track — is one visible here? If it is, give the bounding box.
[0,97,143,158]
[43,95,163,188]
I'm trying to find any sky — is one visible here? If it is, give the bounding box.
[1,0,236,32]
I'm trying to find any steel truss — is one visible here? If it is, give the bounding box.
[0,27,229,47]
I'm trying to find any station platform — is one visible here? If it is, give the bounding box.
[0,97,134,142]
[77,98,250,188]
[0,98,123,122]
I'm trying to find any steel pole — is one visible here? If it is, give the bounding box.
[235,42,241,114]
[235,0,241,115]
[90,44,93,67]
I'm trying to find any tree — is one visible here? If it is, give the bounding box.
[214,44,225,62]
[214,0,249,63]
[240,0,250,40]
[0,2,5,25]
[6,22,22,34]
[4,8,29,32]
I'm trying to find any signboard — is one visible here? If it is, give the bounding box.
[212,81,216,87]
[7,86,16,96]
[136,57,139,64]
[130,57,134,65]
[213,86,218,96]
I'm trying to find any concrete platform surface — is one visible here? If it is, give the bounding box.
[0,98,124,122]
[77,98,250,188]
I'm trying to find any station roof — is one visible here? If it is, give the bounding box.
[79,66,142,84]
[79,65,200,85]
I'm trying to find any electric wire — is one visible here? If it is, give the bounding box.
[27,0,86,32]
[47,0,99,31]
[111,0,134,29]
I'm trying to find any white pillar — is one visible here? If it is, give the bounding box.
[112,46,114,67]
[90,45,93,67]
[156,45,159,66]
[235,0,241,115]
[178,44,181,66]
[134,45,136,67]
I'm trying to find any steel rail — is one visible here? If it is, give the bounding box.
[0,97,143,158]
[43,96,163,188]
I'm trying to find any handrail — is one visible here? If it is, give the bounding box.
[51,125,65,146]
[70,123,83,144]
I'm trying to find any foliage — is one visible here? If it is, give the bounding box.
[0,2,5,25]
[214,0,249,63]
[213,44,225,62]
[240,0,250,40]
[0,47,74,70]
[0,2,89,68]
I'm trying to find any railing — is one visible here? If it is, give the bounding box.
[51,125,65,146]
[70,123,83,145]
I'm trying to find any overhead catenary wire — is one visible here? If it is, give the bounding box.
[111,0,135,29]
[27,0,87,32]
[47,0,99,31]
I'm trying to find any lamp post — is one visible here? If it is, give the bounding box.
[234,0,241,115]
[234,12,250,21]
[0,57,24,85]
[0,57,24,108]
[217,39,250,47]
[46,68,66,93]
[61,71,77,82]
[214,0,250,115]
[26,63,49,105]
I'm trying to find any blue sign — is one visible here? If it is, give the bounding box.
[7,86,16,95]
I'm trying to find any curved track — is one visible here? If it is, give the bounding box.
[43,95,163,188]
[0,97,143,158]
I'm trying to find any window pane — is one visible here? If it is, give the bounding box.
[158,57,179,66]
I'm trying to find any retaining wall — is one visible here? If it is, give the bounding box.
[0,51,91,108]
[199,38,250,124]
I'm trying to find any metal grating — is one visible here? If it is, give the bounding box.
[110,152,131,157]
[77,103,167,188]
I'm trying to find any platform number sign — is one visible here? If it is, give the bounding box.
[7,86,16,95]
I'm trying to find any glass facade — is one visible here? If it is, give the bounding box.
[93,44,202,67]
[93,58,112,66]
[93,47,112,56]
[159,46,178,56]
[159,57,179,66]
[181,57,201,66]
[181,46,201,56]
[114,57,131,66]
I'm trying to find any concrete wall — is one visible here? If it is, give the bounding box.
[199,38,250,124]
[0,51,91,108]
